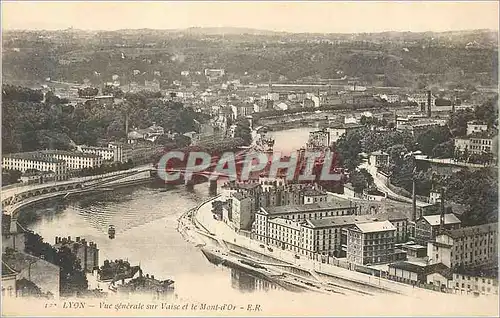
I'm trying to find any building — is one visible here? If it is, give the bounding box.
[230,103,254,119]
[329,123,364,143]
[204,69,225,80]
[387,261,452,287]
[306,129,330,150]
[414,214,462,245]
[76,145,115,161]
[346,220,396,265]
[231,192,255,232]
[254,200,357,245]
[466,121,488,136]
[127,124,165,143]
[304,211,407,258]
[368,151,389,168]
[40,150,103,171]
[451,267,498,295]
[2,215,26,253]
[427,223,498,269]
[2,261,18,299]
[396,117,446,136]
[454,131,497,155]
[384,94,400,103]
[108,142,163,164]
[408,93,435,108]
[428,190,442,204]
[54,236,99,273]
[302,188,328,204]
[2,153,68,181]
[2,250,60,299]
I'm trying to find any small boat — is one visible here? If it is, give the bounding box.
[108,225,116,239]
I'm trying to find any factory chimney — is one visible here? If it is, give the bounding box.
[439,187,446,232]
[427,90,432,118]
[412,170,417,222]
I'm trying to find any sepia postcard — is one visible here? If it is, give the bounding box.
[1,1,499,317]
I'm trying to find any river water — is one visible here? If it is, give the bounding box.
[21,128,314,301]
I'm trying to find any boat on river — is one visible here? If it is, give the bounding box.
[108,225,116,239]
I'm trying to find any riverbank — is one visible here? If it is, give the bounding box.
[184,195,458,298]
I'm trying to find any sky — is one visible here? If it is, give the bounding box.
[2,1,499,33]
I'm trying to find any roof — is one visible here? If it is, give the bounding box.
[2,261,18,277]
[302,189,327,197]
[445,222,498,239]
[389,262,452,279]
[455,266,498,279]
[232,192,252,201]
[269,218,302,231]
[3,251,59,273]
[371,151,389,156]
[303,211,407,229]
[113,266,141,282]
[353,220,396,233]
[330,123,364,130]
[3,152,65,164]
[261,200,355,216]
[421,214,461,226]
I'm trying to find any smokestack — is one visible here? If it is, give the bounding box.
[439,187,446,232]
[427,90,432,118]
[412,176,417,222]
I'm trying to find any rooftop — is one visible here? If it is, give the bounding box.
[371,151,389,156]
[2,261,18,277]
[330,123,364,130]
[3,152,65,163]
[261,200,355,216]
[421,214,462,226]
[303,210,407,229]
[353,220,396,233]
[269,218,302,231]
[389,262,452,279]
[444,222,498,239]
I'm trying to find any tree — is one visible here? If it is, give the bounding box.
[432,140,455,158]
[349,168,374,193]
[233,119,252,145]
[416,126,452,156]
[57,246,88,296]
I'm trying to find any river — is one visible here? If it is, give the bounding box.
[21,128,315,301]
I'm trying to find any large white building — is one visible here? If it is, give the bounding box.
[76,145,115,161]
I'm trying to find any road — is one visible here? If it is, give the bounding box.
[359,162,429,208]
[1,164,153,202]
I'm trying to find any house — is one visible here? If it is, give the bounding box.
[2,261,18,299]
[274,102,289,111]
[302,189,328,204]
[2,250,60,299]
[329,123,364,143]
[466,121,488,136]
[414,214,461,245]
[306,129,330,150]
[2,215,26,253]
[369,151,389,168]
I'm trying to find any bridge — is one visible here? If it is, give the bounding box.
[1,167,155,214]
